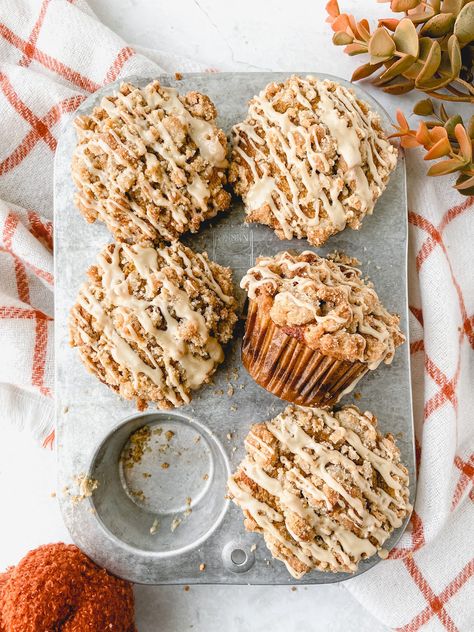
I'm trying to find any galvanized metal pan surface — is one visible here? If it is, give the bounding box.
[54,72,415,585]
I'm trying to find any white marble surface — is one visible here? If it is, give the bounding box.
[0,1,397,630]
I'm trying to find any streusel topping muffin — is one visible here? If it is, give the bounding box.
[242,250,404,368]
[72,81,231,243]
[69,241,237,410]
[228,404,411,577]
[229,75,397,246]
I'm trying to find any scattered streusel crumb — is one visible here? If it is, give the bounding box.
[250,544,257,552]
[121,425,151,469]
[202,473,209,481]
[171,517,182,532]
[165,430,175,441]
[161,462,170,470]
[70,474,99,505]
[227,385,234,397]
[50,492,56,498]
[199,563,206,572]
[184,585,190,592]
[150,518,160,535]
[175,72,183,80]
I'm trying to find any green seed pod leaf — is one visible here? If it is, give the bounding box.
[368,27,397,60]
[444,114,463,135]
[333,31,354,46]
[454,3,474,45]
[420,13,456,37]
[394,18,420,57]
[377,54,417,83]
[415,40,442,85]
[413,98,435,115]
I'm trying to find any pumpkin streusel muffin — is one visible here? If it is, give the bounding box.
[228,404,411,578]
[241,250,405,407]
[69,241,237,410]
[71,81,230,244]
[229,75,397,246]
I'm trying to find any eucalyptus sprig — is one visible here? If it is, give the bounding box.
[326,0,474,102]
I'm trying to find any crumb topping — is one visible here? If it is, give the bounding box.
[241,250,404,367]
[229,75,397,246]
[69,241,237,410]
[228,404,411,577]
[72,81,231,243]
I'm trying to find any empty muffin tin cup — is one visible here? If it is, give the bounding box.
[88,411,230,556]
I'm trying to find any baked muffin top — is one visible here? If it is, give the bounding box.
[72,81,231,244]
[229,75,397,246]
[241,250,405,367]
[228,404,411,577]
[69,241,237,410]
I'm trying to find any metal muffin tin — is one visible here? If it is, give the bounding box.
[54,72,415,585]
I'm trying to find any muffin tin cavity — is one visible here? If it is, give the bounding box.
[89,412,229,556]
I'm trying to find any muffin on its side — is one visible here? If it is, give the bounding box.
[241,250,405,407]
[228,404,411,578]
[229,75,397,246]
[72,81,230,244]
[69,241,237,410]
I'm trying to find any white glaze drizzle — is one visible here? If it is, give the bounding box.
[232,76,397,240]
[73,242,234,406]
[241,251,404,367]
[73,81,227,239]
[228,406,410,577]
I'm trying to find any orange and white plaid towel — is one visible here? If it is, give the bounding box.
[0,1,472,630]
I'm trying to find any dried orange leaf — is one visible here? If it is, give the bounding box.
[394,18,419,56]
[430,125,448,142]
[454,124,472,162]
[331,13,351,33]
[395,109,410,130]
[424,137,452,160]
[401,135,422,148]
[368,27,396,59]
[357,19,371,41]
[378,18,400,31]
[454,3,474,46]
[416,121,432,146]
[427,158,463,176]
[325,0,340,19]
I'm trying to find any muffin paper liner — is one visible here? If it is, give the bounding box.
[242,297,368,407]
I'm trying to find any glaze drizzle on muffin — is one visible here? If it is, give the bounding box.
[241,251,405,368]
[72,81,230,243]
[230,76,397,246]
[69,241,237,410]
[228,405,411,577]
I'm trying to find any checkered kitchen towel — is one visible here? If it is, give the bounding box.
[0,1,472,630]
